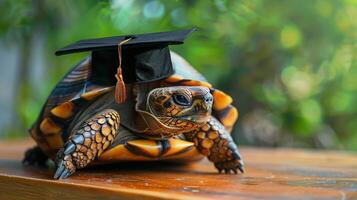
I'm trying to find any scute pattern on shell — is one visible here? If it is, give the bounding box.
[98,135,204,162]
[29,57,114,158]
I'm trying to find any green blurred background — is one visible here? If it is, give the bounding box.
[0,0,356,150]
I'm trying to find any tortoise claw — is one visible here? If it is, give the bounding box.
[54,147,76,179]
[214,159,244,174]
[54,159,76,179]
[59,169,71,179]
[237,160,245,173]
[53,161,65,179]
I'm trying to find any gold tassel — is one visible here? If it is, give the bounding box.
[114,38,131,104]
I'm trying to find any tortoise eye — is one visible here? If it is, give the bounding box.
[173,94,191,106]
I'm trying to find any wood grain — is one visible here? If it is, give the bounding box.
[0,139,357,200]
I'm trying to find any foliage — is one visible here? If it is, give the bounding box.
[1,0,356,150]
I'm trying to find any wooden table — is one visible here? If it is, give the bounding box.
[0,139,356,200]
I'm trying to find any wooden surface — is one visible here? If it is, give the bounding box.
[0,140,357,200]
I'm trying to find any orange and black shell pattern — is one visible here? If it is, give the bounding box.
[29,57,113,159]
[99,127,204,162]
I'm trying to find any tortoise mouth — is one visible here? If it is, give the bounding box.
[180,113,211,124]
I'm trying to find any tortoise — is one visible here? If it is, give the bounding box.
[24,46,243,179]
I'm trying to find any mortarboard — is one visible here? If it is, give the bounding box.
[55,28,196,104]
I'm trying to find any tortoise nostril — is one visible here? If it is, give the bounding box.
[204,95,213,104]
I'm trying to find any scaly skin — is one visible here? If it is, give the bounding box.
[54,109,120,179]
[184,117,244,174]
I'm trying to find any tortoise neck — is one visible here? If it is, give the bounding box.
[134,81,162,112]
[131,81,184,139]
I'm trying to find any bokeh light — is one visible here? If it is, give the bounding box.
[0,0,356,151]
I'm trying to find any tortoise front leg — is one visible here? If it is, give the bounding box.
[54,109,120,179]
[184,117,244,174]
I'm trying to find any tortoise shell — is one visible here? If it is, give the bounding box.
[29,52,238,162]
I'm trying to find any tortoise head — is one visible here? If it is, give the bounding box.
[146,86,213,133]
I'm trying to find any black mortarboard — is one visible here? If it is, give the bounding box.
[55,28,196,103]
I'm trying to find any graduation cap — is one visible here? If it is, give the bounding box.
[55,28,196,104]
